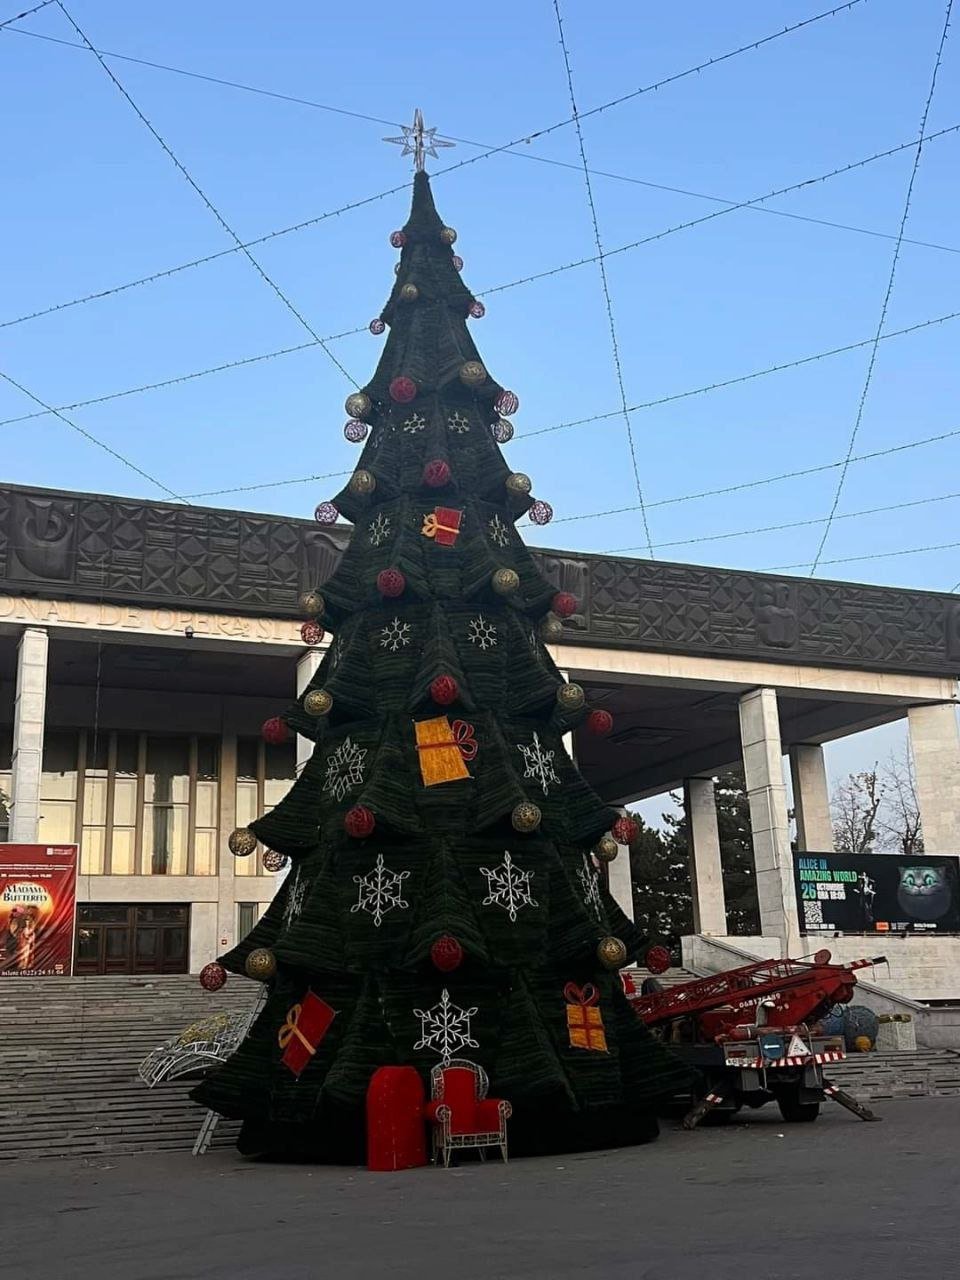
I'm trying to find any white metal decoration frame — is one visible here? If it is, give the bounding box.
[427,1058,511,1167]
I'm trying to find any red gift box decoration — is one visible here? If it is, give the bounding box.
[278,991,337,1077]
[421,506,463,547]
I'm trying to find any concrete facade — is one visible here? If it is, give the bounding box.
[908,702,960,852]
[9,627,48,842]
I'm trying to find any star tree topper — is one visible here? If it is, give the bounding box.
[384,108,455,172]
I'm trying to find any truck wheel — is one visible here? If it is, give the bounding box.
[777,1092,820,1123]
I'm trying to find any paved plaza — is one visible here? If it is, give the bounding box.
[3,1098,955,1280]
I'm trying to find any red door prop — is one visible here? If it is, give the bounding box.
[366,1067,428,1172]
[0,844,78,977]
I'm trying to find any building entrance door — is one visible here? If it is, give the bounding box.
[74,905,190,975]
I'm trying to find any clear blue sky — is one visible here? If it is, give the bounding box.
[2,0,958,595]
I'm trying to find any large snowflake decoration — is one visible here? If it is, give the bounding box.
[447,411,470,435]
[413,988,479,1067]
[488,514,510,548]
[578,853,603,922]
[480,852,537,922]
[402,412,427,434]
[380,616,412,652]
[467,614,498,651]
[283,868,307,928]
[517,731,561,795]
[323,736,367,802]
[368,512,392,547]
[351,853,410,928]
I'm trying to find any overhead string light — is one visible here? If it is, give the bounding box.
[1,0,871,332]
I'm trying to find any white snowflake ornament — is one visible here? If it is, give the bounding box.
[323,736,367,802]
[480,851,537,922]
[402,412,427,434]
[467,614,498,651]
[578,853,603,923]
[352,853,410,927]
[369,512,392,547]
[517,731,561,795]
[488,514,510,548]
[413,988,479,1066]
[447,411,470,435]
[380,616,412,652]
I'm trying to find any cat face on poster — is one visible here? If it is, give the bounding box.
[897,866,953,921]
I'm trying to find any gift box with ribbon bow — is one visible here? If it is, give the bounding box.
[421,506,463,547]
[414,715,478,787]
[564,983,608,1052]
[278,991,337,1077]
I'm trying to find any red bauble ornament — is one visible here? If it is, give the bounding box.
[199,962,227,992]
[389,230,406,248]
[528,499,554,526]
[422,458,451,488]
[552,591,578,618]
[314,501,339,525]
[611,815,639,845]
[645,944,672,975]
[377,567,406,599]
[389,376,417,404]
[261,717,290,746]
[430,674,458,706]
[495,389,519,416]
[469,300,485,318]
[344,805,375,838]
[430,934,463,973]
[369,318,386,335]
[300,620,325,646]
[586,709,614,736]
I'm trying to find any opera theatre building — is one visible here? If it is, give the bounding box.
[2,481,959,981]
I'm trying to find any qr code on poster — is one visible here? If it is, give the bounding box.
[803,901,824,926]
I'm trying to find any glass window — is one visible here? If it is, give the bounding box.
[80,826,105,875]
[237,739,258,783]
[237,901,258,937]
[39,800,77,846]
[264,742,295,810]
[40,731,79,801]
[79,905,129,924]
[111,826,136,876]
[145,737,189,805]
[136,906,188,923]
[143,804,187,876]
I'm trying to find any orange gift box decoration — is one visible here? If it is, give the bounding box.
[278,991,337,1077]
[421,507,463,547]
[564,982,608,1052]
[415,715,477,787]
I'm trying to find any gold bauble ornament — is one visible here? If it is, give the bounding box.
[556,682,585,711]
[228,826,258,857]
[597,936,628,970]
[244,947,277,981]
[505,472,532,499]
[491,567,520,596]
[348,469,377,496]
[304,688,333,717]
[399,282,419,302]
[299,589,325,618]
[511,801,542,833]
[539,613,564,642]
[345,392,372,420]
[594,834,619,863]
[458,360,487,387]
[440,226,458,246]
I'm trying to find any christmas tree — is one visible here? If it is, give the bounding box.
[194,145,688,1161]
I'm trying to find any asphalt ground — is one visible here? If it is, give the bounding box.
[2,1098,955,1280]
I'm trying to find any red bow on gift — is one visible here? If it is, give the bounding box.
[563,982,599,1008]
[416,718,478,762]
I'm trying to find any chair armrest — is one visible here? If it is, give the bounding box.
[424,1102,451,1124]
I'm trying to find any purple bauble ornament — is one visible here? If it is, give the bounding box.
[314,501,339,525]
[344,419,369,443]
[528,499,554,525]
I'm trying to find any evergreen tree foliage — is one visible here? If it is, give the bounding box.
[193,173,688,1160]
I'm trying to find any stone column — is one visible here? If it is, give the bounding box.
[738,687,802,954]
[789,743,834,852]
[684,777,727,935]
[608,821,635,923]
[296,649,323,775]
[215,733,238,963]
[908,703,960,851]
[9,627,49,842]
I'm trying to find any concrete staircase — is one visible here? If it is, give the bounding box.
[825,1049,960,1101]
[0,976,258,1160]
[624,966,698,991]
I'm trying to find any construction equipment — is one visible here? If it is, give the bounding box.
[624,952,884,1129]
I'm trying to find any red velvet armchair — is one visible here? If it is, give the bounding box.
[424,1059,511,1167]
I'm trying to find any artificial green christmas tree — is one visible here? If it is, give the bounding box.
[193,158,688,1160]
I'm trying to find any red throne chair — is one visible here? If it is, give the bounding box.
[424,1059,511,1167]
